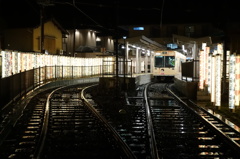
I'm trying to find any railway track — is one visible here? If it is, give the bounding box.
[0,83,136,159]
[86,85,151,159]
[0,87,55,158]
[1,81,240,159]
[146,82,240,159]
[88,82,240,159]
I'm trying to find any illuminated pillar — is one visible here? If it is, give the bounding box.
[150,52,154,74]
[126,42,129,60]
[229,53,235,110]
[207,53,212,93]
[211,55,216,104]
[126,42,129,75]
[205,46,210,86]
[139,49,142,73]
[192,42,198,60]
[199,50,204,90]
[145,51,148,73]
[217,43,224,54]
[215,54,221,107]
[202,43,207,87]
[235,55,240,107]
[135,48,139,74]
[226,51,230,78]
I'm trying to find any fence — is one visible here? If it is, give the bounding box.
[0,64,110,110]
[0,58,134,110]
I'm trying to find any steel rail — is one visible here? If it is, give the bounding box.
[33,86,65,159]
[81,84,137,159]
[188,99,240,134]
[144,83,160,159]
[167,87,240,157]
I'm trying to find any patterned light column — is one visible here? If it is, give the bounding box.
[207,53,212,93]
[229,53,235,110]
[215,54,221,107]
[235,55,240,107]
[211,54,216,103]
[199,50,205,90]
[205,46,210,86]
[135,47,139,74]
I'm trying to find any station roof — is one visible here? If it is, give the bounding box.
[172,34,212,46]
[119,35,167,51]
[172,34,213,53]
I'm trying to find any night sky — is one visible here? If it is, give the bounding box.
[1,0,240,30]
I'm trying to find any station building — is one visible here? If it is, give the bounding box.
[1,18,240,112]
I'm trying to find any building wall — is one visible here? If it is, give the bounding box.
[33,20,63,54]
[74,29,97,47]
[65,29,97,55]
[65,29,115,56]
[100,36,114,53]
[3,28,33,52]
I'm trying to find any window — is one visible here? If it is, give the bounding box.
[155,56,175,68]
[165,56,175,67]
[155,56,164,67]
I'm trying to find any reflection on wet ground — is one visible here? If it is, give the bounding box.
[206,109,240,132]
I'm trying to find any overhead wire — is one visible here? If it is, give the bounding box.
[54,1,103,27]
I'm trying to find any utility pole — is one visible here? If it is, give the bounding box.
[115,0,120,98]
[37,0,54,53]
[40,5,45,53]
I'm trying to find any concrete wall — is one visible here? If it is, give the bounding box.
[98,74,152,92]
[135,74,152,86]
[98,77,135,92]
[173,78,198,100]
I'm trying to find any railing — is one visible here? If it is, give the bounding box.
[0,65,110,110]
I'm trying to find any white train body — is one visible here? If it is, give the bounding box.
[153,50,186,81]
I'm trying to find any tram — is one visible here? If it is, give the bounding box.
[153,50,186,82]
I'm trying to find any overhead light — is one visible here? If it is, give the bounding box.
[96,37,101,41]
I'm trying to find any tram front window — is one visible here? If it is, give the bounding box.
[165,56,175,67]
[155,56,164,67]
[155,56,175,68]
